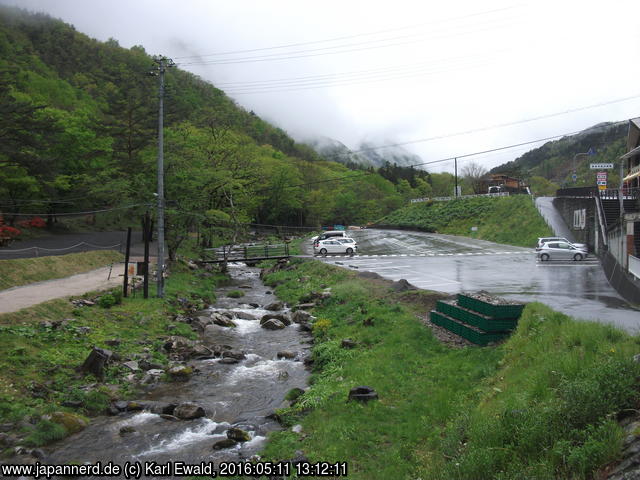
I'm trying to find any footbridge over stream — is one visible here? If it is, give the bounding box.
[202,243,291,264]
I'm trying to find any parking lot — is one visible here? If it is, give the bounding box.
[303,229,640,332]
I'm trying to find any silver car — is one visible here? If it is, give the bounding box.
[536,241,588,261]
[537,236,587,251]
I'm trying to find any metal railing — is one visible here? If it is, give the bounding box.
[203,243,290,263]
[556,186,598,198]
[410,192,509,203]
[630,255,640,280]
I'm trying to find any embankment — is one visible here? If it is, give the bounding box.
[376,195,552,247]
[259,257,640,480]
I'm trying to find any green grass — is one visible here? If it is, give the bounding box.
[377,195,552,247]
[0,260,228,445]
[0,250,123,290]
[259,259,640,480]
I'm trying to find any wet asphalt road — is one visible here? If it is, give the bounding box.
[305,229,640,333]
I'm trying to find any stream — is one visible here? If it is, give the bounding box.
[44,262,311,478]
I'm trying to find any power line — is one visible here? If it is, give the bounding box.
[173,6,521,60]
[0,203,151,217]
[213,51,503,88]
[317,93,640,161]
[222,54,504,95]
[178,19,517,68]
[252,130,585,193]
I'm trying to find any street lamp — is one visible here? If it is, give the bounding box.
[572,148,596,183]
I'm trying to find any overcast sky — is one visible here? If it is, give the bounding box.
[3,0,640,172]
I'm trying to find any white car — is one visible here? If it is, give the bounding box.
[311,231,347,243]
[314,238,357,255]
[537,237,587,251]
[536,241,588,261]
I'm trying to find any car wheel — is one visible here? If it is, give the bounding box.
[320,248,327,255]
[346,247,354,255]
[573,253,583,261]
[540,253,549,262]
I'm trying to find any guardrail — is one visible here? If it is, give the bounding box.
[0,242,122,256]
[410,192,509,203]
[630,255,640,280]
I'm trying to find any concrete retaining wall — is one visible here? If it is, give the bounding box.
[601,251,640,305]
[553,197,597,250]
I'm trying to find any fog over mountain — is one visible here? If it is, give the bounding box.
[304,136,424,168]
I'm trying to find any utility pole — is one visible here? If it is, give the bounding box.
[454,157,458,197]
[151,55,175,298]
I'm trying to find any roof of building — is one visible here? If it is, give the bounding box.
[626,117,640,151]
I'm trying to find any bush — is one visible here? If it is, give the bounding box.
[24,419,68,446]
[227,290,245,298]
[0,225,21,238]
[97,294,116,309]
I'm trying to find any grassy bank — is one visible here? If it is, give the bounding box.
[377,195,552,247]
[0,250,123,290]
[0,260,227,447]
[259,259,640,479]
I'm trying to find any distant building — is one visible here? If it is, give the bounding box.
[487,174,529,194]
[622,117,640,190]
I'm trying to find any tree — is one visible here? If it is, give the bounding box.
[461,161,488,194]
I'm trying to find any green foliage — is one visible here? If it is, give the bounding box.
[97,294,116,309]
[24,419,68,446]
[260,261,640,480]
[226,290,244,298]
[492,122,627,187]
[0,6,414,237]
[379,195,552,247]
[426,302,640,480]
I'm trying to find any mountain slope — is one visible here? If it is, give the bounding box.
[491,122,627,187]
[0,5,408,239]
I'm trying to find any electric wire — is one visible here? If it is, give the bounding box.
[0,203,152,217]
[173,5,521,60]
[178,18,518,67]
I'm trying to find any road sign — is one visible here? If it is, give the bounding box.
[572,173,577,182]
[590,163,614,169]
[597,171,607,189]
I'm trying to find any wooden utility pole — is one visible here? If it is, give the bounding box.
[143,212,150,299]
[123,227,132,298]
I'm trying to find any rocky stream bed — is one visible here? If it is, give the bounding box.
[11,261,314,479]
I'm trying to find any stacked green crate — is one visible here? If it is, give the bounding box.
[429,294,524,346]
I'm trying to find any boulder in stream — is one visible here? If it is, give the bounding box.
[211,313,237,328]
[265,301,285,311]
[277,351,296,360]
[45,412,88,434]
[261,313,291,326]
[261,319,286,330]
[167,365,193,381]
[212,438,237,450]
[226,427,251,442]
[174,402,206,420]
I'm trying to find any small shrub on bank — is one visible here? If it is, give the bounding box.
[97,294,116,309]
[24,419,67,446]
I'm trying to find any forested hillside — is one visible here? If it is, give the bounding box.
[0,6,448,248]
[492,122,628,195]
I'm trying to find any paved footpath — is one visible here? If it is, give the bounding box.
[0,264,127,314]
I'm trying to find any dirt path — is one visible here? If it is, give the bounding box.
[0,263,129,314]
